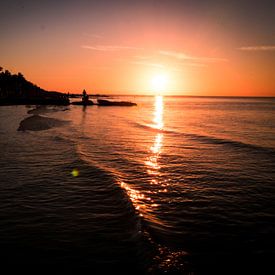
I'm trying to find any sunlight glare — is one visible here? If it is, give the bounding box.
[153,95,164,129]
[151,73,169,93]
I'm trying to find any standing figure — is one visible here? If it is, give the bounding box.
[82,89,89,105]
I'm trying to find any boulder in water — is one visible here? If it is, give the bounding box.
[17,115,68,131]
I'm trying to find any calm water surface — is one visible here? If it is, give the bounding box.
[0,96,275,274]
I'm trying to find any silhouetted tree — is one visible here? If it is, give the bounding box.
[4,70,11,76]
[0,68,69,105]
[17,72,24,79]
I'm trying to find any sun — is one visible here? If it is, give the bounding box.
[151,73,169,93]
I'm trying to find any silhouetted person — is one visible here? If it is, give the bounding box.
[82,89,89,105]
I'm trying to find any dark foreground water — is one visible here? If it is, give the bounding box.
[0,96,275,274]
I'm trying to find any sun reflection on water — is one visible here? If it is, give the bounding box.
[120,96,165,218]
[120,181,155,216]
[153,95,164,130]
[145,133,163,174]
[146,96,164,176]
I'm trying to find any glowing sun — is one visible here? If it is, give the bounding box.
[151,73,169,93]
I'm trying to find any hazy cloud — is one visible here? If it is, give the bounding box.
[158,50,228,63]
[134,55,153,60]
[238,45,275,51]
[82,45,142,51]
[131,61,165,68]
[186,63,208,67]
[158,50,190,60]
[82,32,103,39]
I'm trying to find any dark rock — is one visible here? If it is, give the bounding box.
[17,115,68,131]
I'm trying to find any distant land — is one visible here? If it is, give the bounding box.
[0,67,69,105]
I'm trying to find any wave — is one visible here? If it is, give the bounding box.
[71,133,190,273]
[181,132,275,154]
[131,120,275,155]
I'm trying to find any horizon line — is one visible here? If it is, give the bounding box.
[66,93,275,98]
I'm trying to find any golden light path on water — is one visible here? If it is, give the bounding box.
[119,97,187,271]
[146,96,164,175]
[120,96,165,217]
[153,95,164,130]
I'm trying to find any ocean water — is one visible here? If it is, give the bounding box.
[0,96,275,274]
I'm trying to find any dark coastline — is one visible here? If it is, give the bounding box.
[0,95,70,106]
[0,69,69,106]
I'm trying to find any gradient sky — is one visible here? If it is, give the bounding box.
[1,0,275,95]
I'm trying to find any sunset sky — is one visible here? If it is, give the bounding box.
[1,0,275,96]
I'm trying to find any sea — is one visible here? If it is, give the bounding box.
[0,96,275,274]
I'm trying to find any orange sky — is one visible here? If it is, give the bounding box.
[1,1,275,96]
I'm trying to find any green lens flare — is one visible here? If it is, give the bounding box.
[71,168,79,177]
